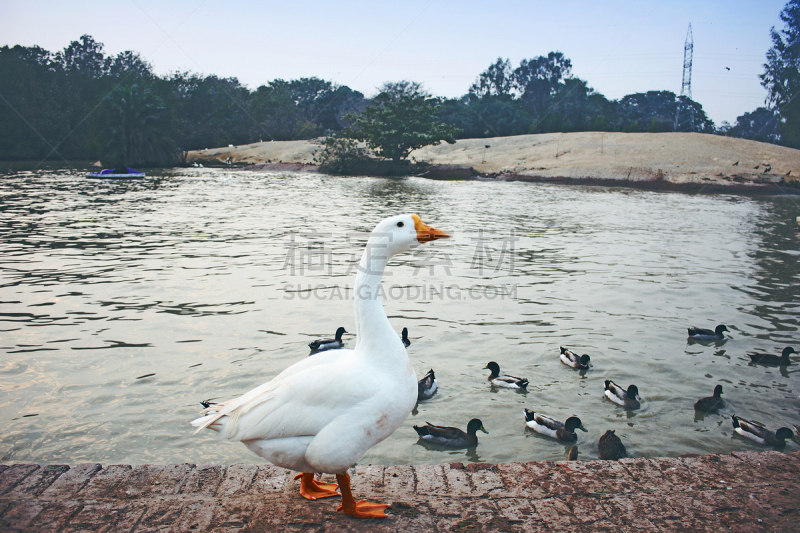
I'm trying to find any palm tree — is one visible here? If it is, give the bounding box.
[97,83,176,168]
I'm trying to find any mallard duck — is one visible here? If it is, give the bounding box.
[191,214,450,519]
[413,419,487,447]
[484,362,528,389]
[748,346,796,366]
[732,415,793,447]
[401,327,411,348]
[308,326,347,353]
[559,346,592,369]
[523,410,586,442]
[568,445,579,460]
[417,369,437,401]
[687,324,728,339]
[694,385,724,412]
[604,380,641,409]
[598,429,627,460]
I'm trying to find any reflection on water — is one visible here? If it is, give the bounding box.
[0,168,798,466]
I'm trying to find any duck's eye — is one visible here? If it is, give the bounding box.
[397,221,404,227]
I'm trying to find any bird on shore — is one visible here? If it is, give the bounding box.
[484,362,529,389]
[694,385,724,413]
[401,327,411,348]
[687,324,729,340]
[523,410,587,442]
[598,430,627,460]
[604,380,641,409]
[308,326,347,353]
[559,346,592,370]
[191,214,450,519]
[413,419,488,448]
[732,415,793,448]
[417,369,437,401]
[748,346,796,366]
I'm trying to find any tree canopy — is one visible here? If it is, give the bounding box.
[761,0,800,147]
[342,82,459,162]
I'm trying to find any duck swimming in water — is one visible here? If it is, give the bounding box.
[747,346,795,366]
[732,415,793,448]
[687,324,728,339]
[559,346,592,370]
[598,429,627,460]
[523,410,587,442]
[694,385,724,413]
[417,369,437,401]
[413,419,488,448]
[484,362,528,389]
[604,380,641,409]
[308,326,347,353]
[401,327,410,348]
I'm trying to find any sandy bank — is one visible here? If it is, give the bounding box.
[189,132,800,193]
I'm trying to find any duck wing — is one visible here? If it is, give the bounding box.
[605,380,627,401]
[193,349,361,441]
[688,327,715,336]
[560,346,577,363]
[732,415,770,440]
[416,422,465,440]
[534,413,563,431]
[497,375,529,387]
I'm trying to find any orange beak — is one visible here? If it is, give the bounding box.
[412,214,450,243]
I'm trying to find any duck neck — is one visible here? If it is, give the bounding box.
[353,238,401,359]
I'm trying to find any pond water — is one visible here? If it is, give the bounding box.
[1,168,798,466]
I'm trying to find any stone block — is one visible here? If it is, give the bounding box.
[0,464,39,496]
[525,460,575,496]
[351,464,384,497]
[558,459,635,495]
[40,463,102,499]
[216,463,258,496]
[3,464,70,497]
[562,493,610,524]
[250,464,289,494]
[0,500,43,531]
[465,463,505,496]
[383,465,414,496]
[495,462,546,499]
[179,463,226,495]
[618,456,674,492]
[61,501,147,533]
[23,501,83,533]
[78,464,134,499]
[532,497,583,530]
[413,464,446,496]
[442,463,473,497]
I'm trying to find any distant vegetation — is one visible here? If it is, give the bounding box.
[1,2,797,166]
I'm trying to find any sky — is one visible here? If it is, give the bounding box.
[0,0,788,126]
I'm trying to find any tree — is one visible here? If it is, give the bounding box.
[724,107,781,143]
[343,82,460,162]
[470,58,515,97]
[94,83,176,167]
[762,0,800,147]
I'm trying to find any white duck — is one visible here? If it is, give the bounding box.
[191,214,449,519]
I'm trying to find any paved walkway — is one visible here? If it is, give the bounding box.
[1,450,798,532]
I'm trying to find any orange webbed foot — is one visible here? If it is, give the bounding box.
[337,500,391,519]
[335,472,390,519]
[294,472,339,500]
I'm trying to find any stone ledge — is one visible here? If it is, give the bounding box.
[1,451,798,532]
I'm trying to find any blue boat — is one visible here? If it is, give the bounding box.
[86,168,146,179]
